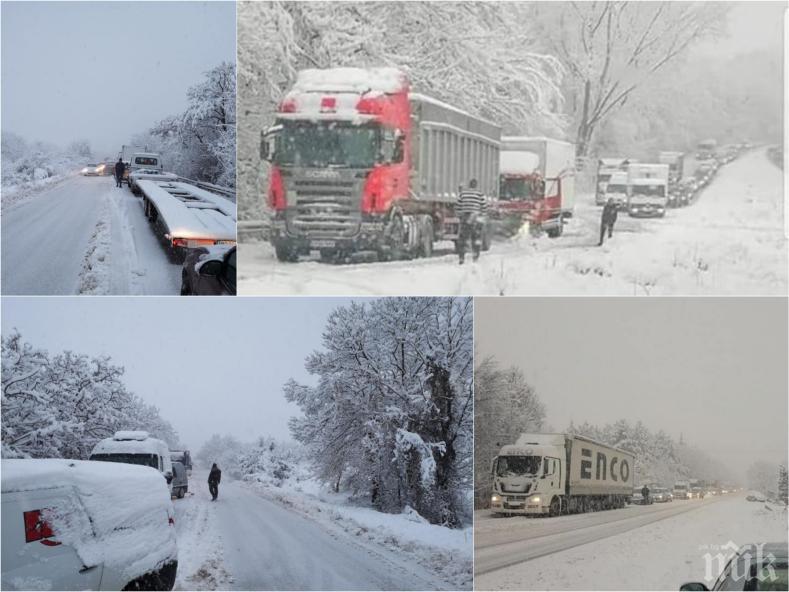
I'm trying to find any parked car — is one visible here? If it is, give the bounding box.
[631,488,654,505]
[680,542,787,591]
[652,488,672,503]
[81,163,100,176]
[181,245,236,296]
[1,458,177,591]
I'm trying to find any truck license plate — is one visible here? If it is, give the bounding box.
[310,240,336,248]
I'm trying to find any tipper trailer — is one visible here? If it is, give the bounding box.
[261,67,500,262]
[490,433,635,516]
[495,136,575,238]
[136,179,236,257]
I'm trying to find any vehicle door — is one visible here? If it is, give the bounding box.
[1,488,102,591]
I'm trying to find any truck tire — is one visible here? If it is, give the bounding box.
[549,496,561,517]
[546,221,563,238]
[418,216,434,258]
[274,243,297,263]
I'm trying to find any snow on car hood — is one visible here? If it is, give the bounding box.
[2,459,177,581]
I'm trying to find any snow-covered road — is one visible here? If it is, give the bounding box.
[475,495,788,590]
[173,474,454,591]
[238,148,786,295]
[1,175,181,295]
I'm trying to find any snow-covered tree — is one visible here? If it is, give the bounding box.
[747,460,779,497]
[532,1,727,155]
[1,331,179,459]
[285,297,473,526]
[474,357,545,508]
[149,62,236,188]
[778,464,788,506]
[196,433,247,476]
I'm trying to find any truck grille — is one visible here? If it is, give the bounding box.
[502,483,532,495]
[287,178,361,239]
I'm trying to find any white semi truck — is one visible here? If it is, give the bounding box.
[490,433,635,516]
[627,163,669,218]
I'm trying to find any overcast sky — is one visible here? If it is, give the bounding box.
[475,298,788,480]
[691,1,785,58]
[1,1,235,158]
[1,297,355,452]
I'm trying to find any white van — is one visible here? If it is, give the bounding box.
[1,458,177,591]
[89,431,177,494]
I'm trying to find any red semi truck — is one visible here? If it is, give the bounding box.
[495,136,576,238]
[260,67,501,262]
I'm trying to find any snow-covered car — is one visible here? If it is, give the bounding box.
[180,244,236,296]
[679,542,788,591]
[81,164,100,176]
[652,488,672,503]
[128,169,179,195]
[1,458,177,591]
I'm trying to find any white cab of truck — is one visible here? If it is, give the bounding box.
[603,171,629,208]
[1,458,177,591]
[491,433,635,516]
[627,163,669,217]
[89,431,176,495]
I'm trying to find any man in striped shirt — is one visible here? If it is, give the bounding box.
[456,178,488,264]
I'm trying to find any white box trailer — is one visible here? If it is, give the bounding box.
[490,433,635,516]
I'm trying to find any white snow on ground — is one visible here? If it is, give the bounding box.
[243,474,473,590]
[239,148,786,295]
[1,171,80,212]
[172,470,465,591]
[1,175,181,294]
[475,495,788,591]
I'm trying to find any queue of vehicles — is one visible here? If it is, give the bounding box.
[0,431,195,591]
[595,140,750,217]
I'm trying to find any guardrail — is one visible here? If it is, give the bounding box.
[174,176,236,201]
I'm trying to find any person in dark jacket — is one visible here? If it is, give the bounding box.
[208,463,221,501]
[641,484,650,504]
[114,158,125,188]
[456,178,488,264]
[598,197,618,245]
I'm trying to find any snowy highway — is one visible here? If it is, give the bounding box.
[1,175,181,295]
[239,148,786,296]
[173,473,454,591]
[475,494,788,590]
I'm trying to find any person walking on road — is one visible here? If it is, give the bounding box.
[641,484,650,504]
[208,463,221,501]
[456,178,488,264]
[114,158,125,188]
[598,197,618,246]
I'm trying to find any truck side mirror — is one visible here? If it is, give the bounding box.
[490,457,498,476]
[260,131,270,161]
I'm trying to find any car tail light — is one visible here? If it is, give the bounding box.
[24,510,61,546]
[172,238,188,248]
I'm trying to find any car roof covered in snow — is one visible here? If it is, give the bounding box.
[91,432,170,456]
[294,67,408,94]
[2,459,176,581]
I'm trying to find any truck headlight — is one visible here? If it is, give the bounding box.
[491,495,501,503]
[530,495,541,503]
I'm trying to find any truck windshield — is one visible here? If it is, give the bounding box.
[499,178,538,201]
[606,184,627,194]
[134,157,158,166]
[274,121,381,169]
[631,185,665,197]
[496,456,541,477]
[90,453,159,469]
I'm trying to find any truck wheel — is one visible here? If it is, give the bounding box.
[419,216,434,258]
[547,222,563,238]
[549,497,561,517]
[275,243,297,262]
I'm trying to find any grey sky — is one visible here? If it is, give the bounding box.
[475,298,788,481]
[1,1,235,158]
[692,1,784,58]
[1,296,355,452]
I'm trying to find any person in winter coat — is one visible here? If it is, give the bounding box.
[641,484,650,504]
[208,463,221,501]
[114,158,125,188]
[456,178,488,264]
[598,197,618,245]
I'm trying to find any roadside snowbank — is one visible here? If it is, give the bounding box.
[241,471,473,589]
